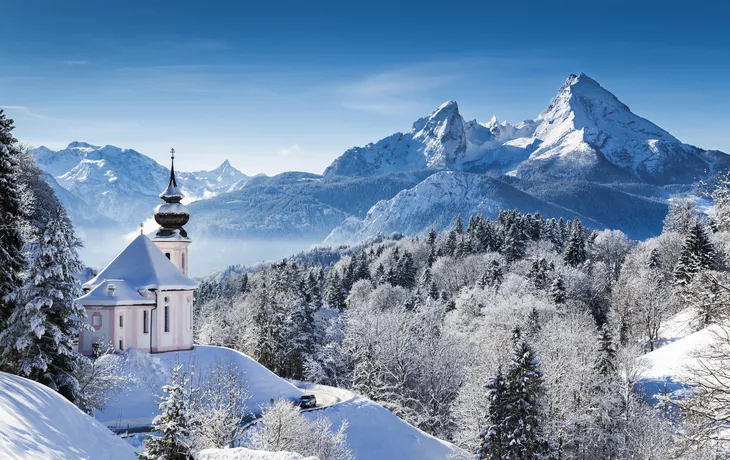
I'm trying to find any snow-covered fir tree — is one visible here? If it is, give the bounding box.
[674,222,716,285]
[140,364,196,460]
[476,369,509,459]
[0,110,27,339]
[0,207,86,401]
[564,218,587,267]
[501,328,550,459]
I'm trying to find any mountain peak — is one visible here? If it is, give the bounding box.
[436,100,459,112]
[66,141,99,150]
[412,100,461,132]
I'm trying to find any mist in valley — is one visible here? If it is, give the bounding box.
[76,227,321,279]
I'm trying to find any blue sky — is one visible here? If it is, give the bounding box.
[1,0,728,175]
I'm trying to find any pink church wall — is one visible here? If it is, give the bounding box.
[79,290,194,356]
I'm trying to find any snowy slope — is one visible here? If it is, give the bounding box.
[199,448,316,460]
[0,371,135,459]
[98,345,303,429]
[638,309,729,406]
[324,171,604,246]
[301,394,467,460]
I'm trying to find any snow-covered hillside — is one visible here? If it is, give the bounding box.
[199,448,316,459]
[98,345,303,429]
[301,393,467,460]
[30,142,249,229]
[0,371,135,459]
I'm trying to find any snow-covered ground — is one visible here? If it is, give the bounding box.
[639,308,721,401]
[198,447,316,459]
[302,395,467,460]
[99,345,303,429]
[290,383,467,460]
[0,371,136,459]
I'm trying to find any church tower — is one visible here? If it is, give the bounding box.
[152,148,191,276]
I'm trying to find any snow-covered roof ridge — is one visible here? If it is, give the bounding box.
[83,234,197,292]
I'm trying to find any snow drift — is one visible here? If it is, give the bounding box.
[0,371,135,459]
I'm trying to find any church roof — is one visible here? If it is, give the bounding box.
[78,279,156,306]
[83,234,197,292]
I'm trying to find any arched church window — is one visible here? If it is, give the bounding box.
[182,253,186,273]
[165,252,171,260]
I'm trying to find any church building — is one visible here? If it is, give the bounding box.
[77,150,197,355]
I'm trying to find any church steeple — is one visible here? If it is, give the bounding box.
[154,148,190,238]
[160,148,184,202]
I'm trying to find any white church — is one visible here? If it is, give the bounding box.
[77,150,197,355]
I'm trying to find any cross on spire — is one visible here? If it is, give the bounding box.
[170,148,175,160]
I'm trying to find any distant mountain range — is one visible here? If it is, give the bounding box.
[30,142,252,231]
[30,73,729,268]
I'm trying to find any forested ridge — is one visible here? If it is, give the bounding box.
[196,192,730,458]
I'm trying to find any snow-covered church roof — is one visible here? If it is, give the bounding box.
[83,234,197,292]
[78,279,156,306]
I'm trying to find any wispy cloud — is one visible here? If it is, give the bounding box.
[337,62,462,115]
[0,105,49,119]
[279,144,301,156]
[63,60,90,66]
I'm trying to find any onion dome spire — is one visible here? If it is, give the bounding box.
[154,148,190,238]
[160,148,184,202]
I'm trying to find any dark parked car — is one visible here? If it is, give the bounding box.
[297,394,317,409]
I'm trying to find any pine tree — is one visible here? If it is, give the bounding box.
[502,329,549,459]
[0,207,86,401]
[0,110,27,336]
[444,230,458,257]
[527,258,550,290]
[476,369,509,459]
[526,307,541,338]
[324,271,346,310]
[647,248,661,270]
[563,218,587,267]
[674,222,715,285]
[479,260,503,290]
[550,276,566,304]
[139,365,195,460]
[455,215,464,234]
[394,251,416,289]
[595,326,617,377]
[427,228,437,247]
[503,225,526,263]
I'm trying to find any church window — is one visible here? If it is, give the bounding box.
[165,252,171,260]
[92,314,102,329]
[143,310,149,333]
[119,340,124,351]
[119,315,123,327]
[164,306,170,332]
[182,253,186,273]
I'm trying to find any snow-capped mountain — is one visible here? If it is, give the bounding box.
[30,142,249,229]
[513,73,730,183]
[324,101,536,177]
[325,73,729,185]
